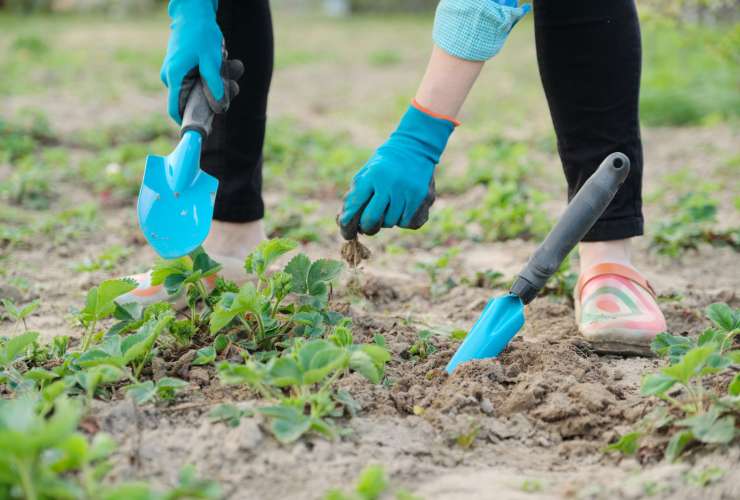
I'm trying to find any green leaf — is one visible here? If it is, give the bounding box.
[193,345,216,366]
[350,350,381,384]
[23,367,60,383]
[686,466,725,488]
[269,357,303,387]
[214,334,229,353]
[163,273,187,296]
[706,303,738,332]
[355,464,388,500]
[156,377,188,400]
[698,328,727,347]
[217,362,265,386]
[50,432,89,472]
[191,247,222,277]
[303,347,347,385]
[100,482,156,500]
[121,314,173,366]
[209,283,263,335]
[640,373,676,396]
[359,344,391,367]
[729,373,740,397]
[665,430,694,462]
[603,431,641,455]
[307,259,343,295]
[678,407,736,444]
[702,352,732,375]
[650,332,693,361]
[284,254,311,294]
[98,279,137,315]
[126,381,156,405]
[245,238,298,277]
[209,403,253,428]
[0,330,39,366]
[662,344,716,385]
[1,299,39,321]
[89,432,117,461]
[150,257,191,286]
[259,405,312,444]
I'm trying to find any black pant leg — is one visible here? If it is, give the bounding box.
[202,0,274,222]
[534,0,644,241]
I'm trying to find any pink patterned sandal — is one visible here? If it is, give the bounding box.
[575,263,667,355]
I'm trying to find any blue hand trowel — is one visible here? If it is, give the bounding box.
[446,153,632,373]
[137,80,218,259]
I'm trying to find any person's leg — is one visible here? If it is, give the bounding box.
[200,0,274,279]
[533,0,666,353]
[119,0,273,307]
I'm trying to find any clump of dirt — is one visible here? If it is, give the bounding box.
[340,238,371,268]
[382,337,652,444]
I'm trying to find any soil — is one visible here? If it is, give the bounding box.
[2,14,739,500]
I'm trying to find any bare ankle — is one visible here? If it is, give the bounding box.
[578,238,634,272]
[203,219,266,260]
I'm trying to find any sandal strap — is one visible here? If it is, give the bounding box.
[575,263,657,302]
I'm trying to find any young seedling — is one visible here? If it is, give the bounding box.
[606,303,739,462]
[406,330,437,361]
[77,278,136,350]
[415,247,459,299]
[151,246,221,327]
[217,325,390,443]
[1,298,39,331]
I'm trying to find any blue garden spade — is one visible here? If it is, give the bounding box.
[446,153,631,373]
[137,80,218,259]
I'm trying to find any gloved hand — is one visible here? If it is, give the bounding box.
[160,0,244,124]
[339,103,456,240]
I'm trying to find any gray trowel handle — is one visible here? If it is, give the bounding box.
[181,79,215,139]
[510,152,631,304]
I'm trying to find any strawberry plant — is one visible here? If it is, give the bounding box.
[218,323,390,443]
[1,298,39,330]
[606,303,739,461]
[209,239,344,352]
[651,192,740,257]
[323,464,419,500]
[0,395,219,500]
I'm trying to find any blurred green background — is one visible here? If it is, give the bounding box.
[0,0,738,262]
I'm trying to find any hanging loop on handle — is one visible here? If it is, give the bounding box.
[511,152,631,304]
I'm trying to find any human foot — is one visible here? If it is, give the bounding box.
[117,219,266,308]
[575,240,667,355]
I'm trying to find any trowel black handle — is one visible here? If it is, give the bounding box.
[510,152,631,304]
[180,79,215,139]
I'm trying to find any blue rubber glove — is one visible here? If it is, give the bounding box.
[339,104,456,239]
[160,0,243,124]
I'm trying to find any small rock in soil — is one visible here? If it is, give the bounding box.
[171,350,197,378]
[480,398,494,415]
[188,367,210,386]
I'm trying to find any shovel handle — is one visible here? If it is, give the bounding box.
[181,79,215,139]
[510,152,631,304]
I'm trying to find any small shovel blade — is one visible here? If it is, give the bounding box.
[137,149,218,259]
[446,294,525,373]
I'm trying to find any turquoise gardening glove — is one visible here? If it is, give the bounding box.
[433,0,531,61]
[160,0,243,124]
[339,104,456,240]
